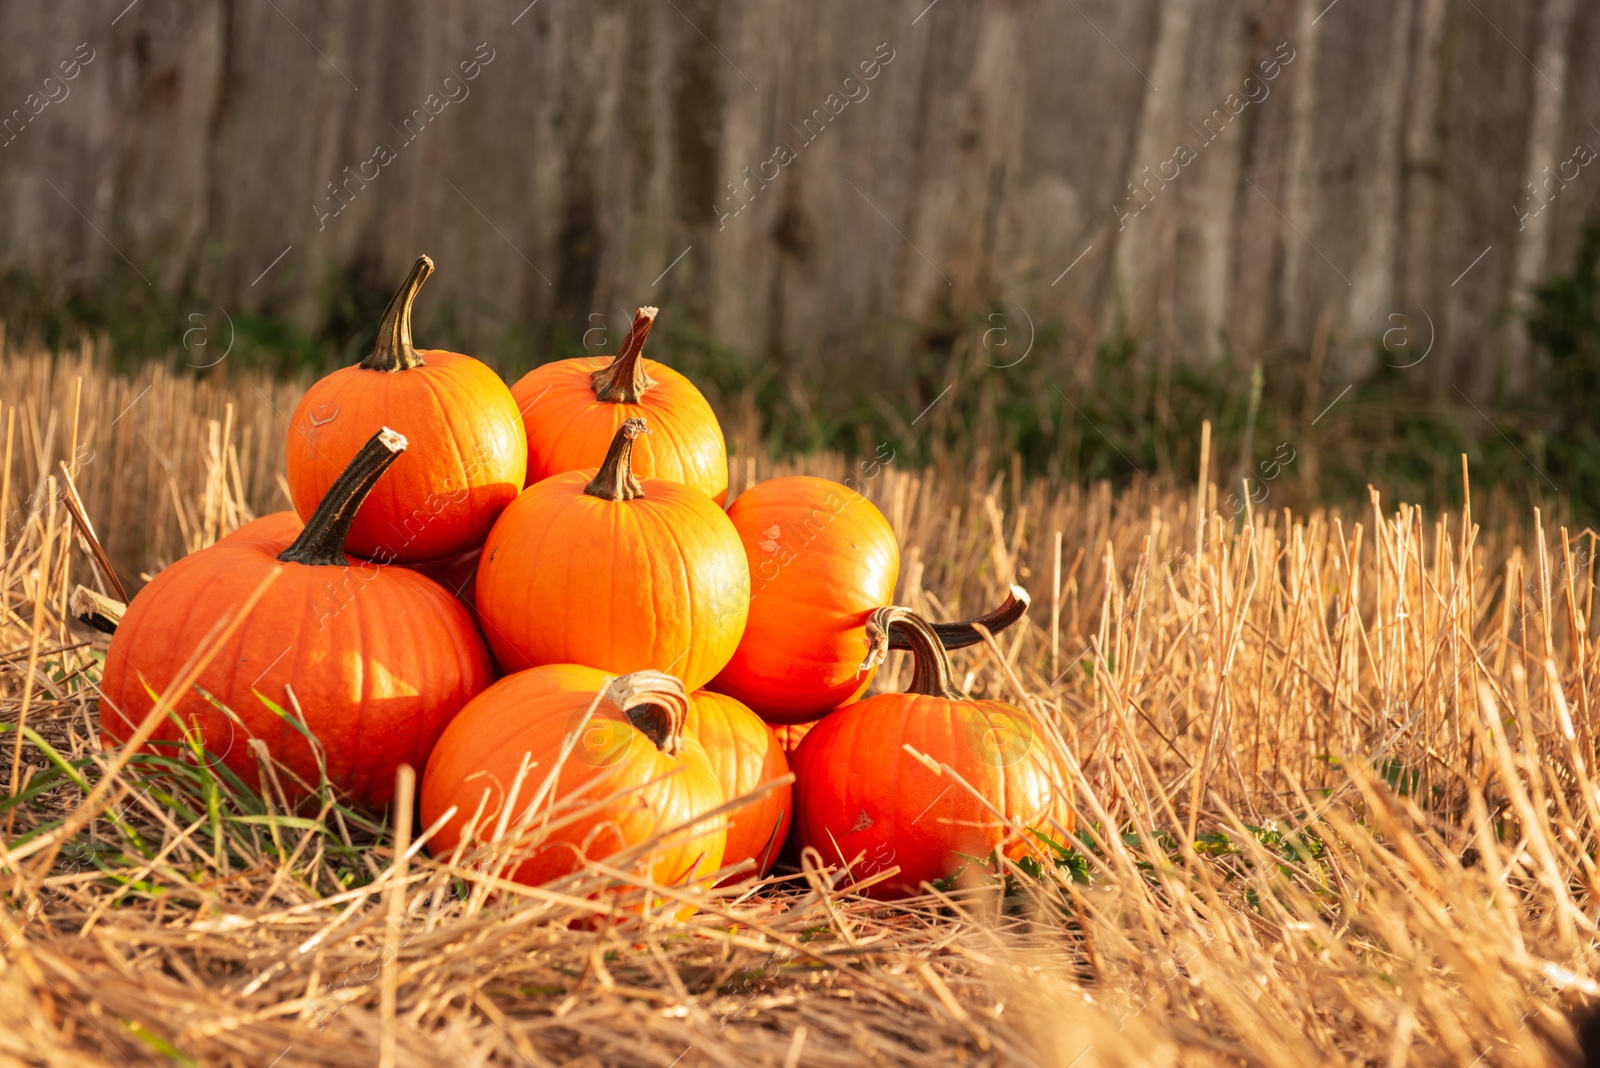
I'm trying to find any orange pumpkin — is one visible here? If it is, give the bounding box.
[510,307,728,503]
[461,664,788,879]
[791,607,1074,899]
[711,476,897,723]
[420,670,726,896]
[475,417,749,690]
[100,429,493,808]
[286,256,526,563]
[686,690,791,880]
[712,475,1031,723]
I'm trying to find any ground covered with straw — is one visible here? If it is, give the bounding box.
[2,349,1599,1066]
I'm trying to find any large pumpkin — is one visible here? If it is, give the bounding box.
[286,256,526,563]
[711,475,1031,723]
[685,690,791,880]
[463,664,789,880]
[510,307,728,503]
[420,670,726,896]
[791,607,1074,899]
[475,417,749,690]
[101,429,493,808]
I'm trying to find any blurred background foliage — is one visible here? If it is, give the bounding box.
[6,215,1600,528]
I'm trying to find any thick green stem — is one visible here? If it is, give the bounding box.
[583,417,649,501]
[887,584,1031,652]
[278,428,408,566]
[360,256,433,372]
[861,606,965,700]
[606,671,690,755]
[589,307,659,402]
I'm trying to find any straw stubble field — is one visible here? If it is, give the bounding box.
[1,345,1598,1066]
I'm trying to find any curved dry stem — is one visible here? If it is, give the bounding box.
[605,670,691,756]
[861,606,965,700]
[888,584,1031,652]
[360,255,433,372]
[590,307,659,403]
[278,427,407,566]
[584,417,649,501]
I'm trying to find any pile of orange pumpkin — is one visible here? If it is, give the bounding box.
[99,257,1073,901]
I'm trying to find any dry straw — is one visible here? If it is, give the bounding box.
[0,344,1596,1065]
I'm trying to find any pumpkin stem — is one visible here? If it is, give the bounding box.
[360,255,433,372]
[584,417,649,501]
[589,307,659,403]
[861,607,966,700]
[604,671,690,756]
[888,584,1031,652]
[277,428,408,566]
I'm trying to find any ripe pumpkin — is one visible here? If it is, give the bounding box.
[286,255,526,563]
[475,417,749,690]
[420,670,726,895]
[100,428,493,809]
[791,607,1074,900]
[510,307,728,503]
[711,476,896,722]
[685,690,791,880]
[459,664,788,879]
[712,475,1032,723]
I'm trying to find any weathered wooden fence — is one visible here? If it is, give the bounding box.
[2,0,1599,398]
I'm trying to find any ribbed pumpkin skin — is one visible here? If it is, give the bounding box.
[772,719,818,754]
[419,673,726,890]
[791,694,1073,899]
[686,691,791,879]
[99,539,493,809]
[511,356,727,504]
[475,470,749,691]
[711,477,899,723]
[287,352,526,562]
[219,511,304,549]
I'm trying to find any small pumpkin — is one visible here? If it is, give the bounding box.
[791,607,1074,899]
[711,476,896,722]
[420,669,726,894]
[510,307,728,503]
[286,256,526,563]
[712,474,1031,723]
[475,417,749,690]
[101,428,493,808]
[685,690,791,880]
